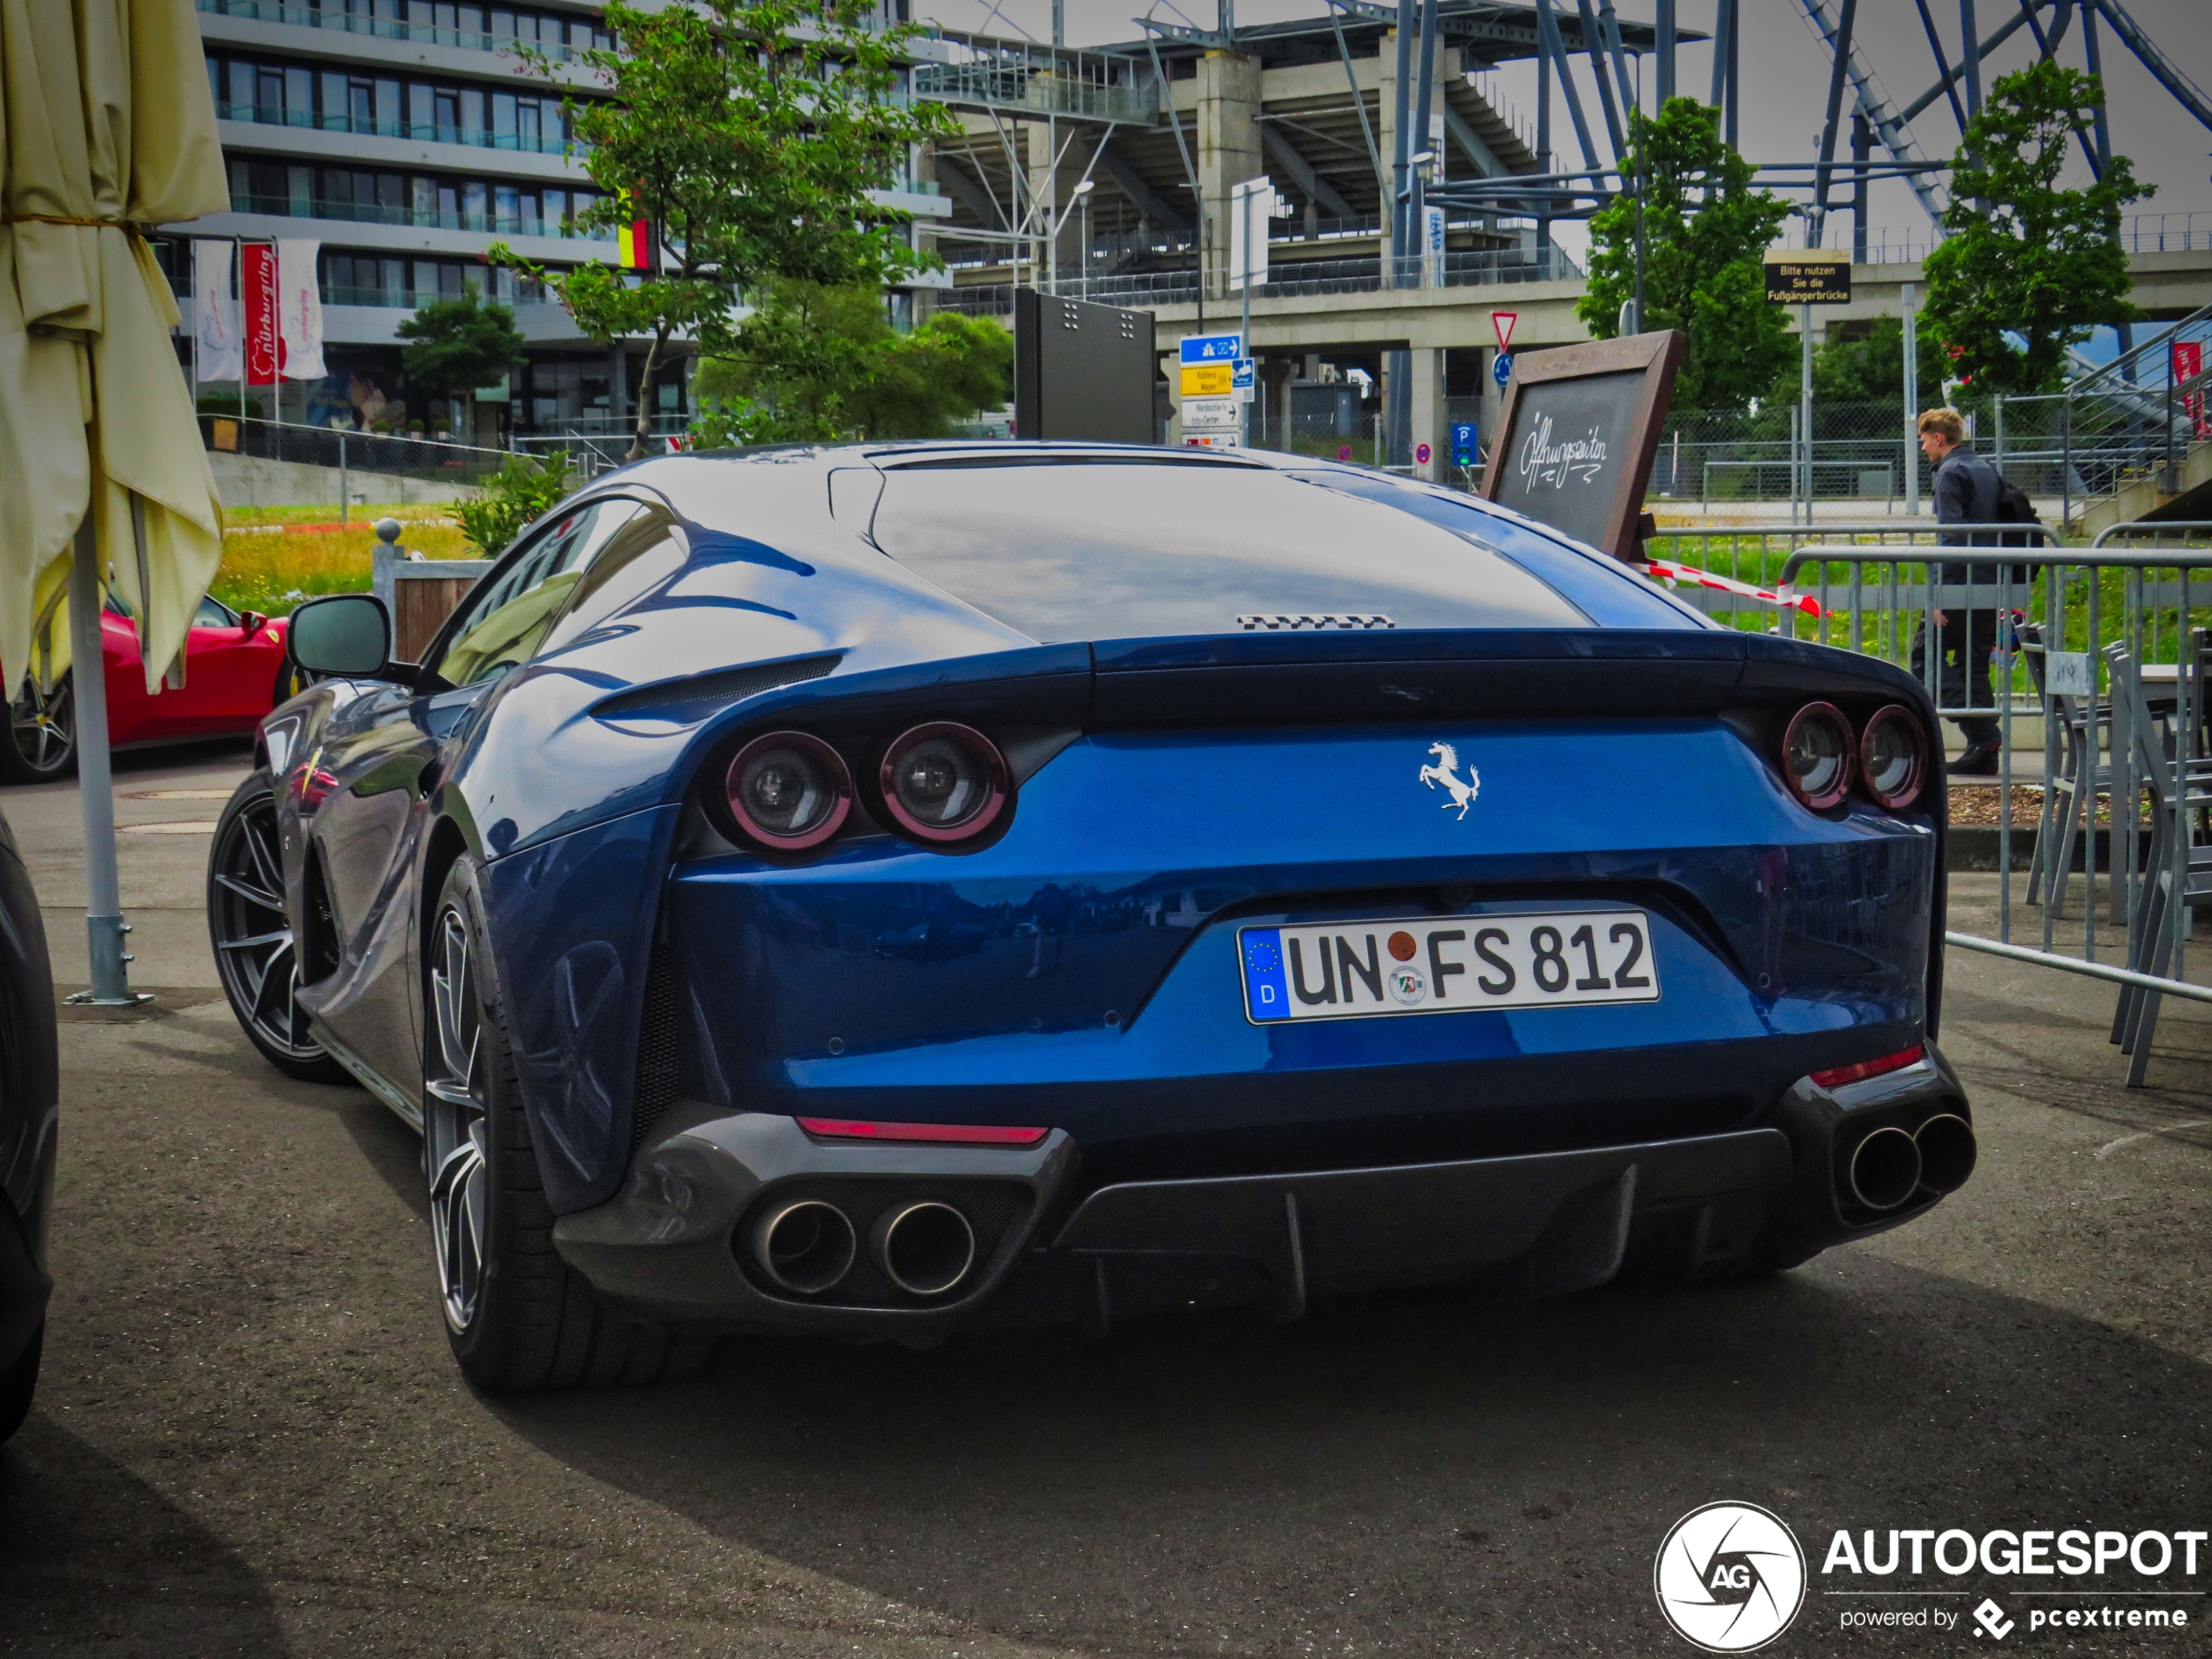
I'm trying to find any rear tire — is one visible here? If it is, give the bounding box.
[426,858,708,1392]
[0,1318,41,1443]
[0,672,77,785]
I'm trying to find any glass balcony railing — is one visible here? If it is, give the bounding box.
[216,102,581,157]
[227,191,615,240]
[198,0,604,64]
[322,282,566,309]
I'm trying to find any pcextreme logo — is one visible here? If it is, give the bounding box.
[1654,1502,1809,1653]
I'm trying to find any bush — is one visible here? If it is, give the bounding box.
[199,393,266,419]
[455,450,575,556]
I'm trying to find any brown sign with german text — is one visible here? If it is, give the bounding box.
[1764,248,1851,305]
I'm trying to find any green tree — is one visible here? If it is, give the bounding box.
[1922,60,2150,395]
[1768,314,1947,405]
[395,287,527,431]
[1579,96,1796,412]
[692,282,1012,444]
[455,450,575,556]
[491,0,954,460]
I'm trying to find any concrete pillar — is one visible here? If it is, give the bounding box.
[1376,29,1402,266]
[1410,346,1447,482]
[1026,121,1095,291]
[1196,50,1262,305]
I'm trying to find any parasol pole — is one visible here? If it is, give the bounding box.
[65,515,144,1007]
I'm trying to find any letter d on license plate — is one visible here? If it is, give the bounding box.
[1238,913,1660,1023]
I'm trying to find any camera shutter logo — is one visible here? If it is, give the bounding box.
[1654,1502,1807,1652]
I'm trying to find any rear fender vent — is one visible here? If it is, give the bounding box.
[592,652,840,728]
[630,941,682,1150]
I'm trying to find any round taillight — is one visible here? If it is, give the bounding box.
[878,722,1008,843]
[1781,702,1854,811]
[725,732,851,851]
[1859,704,1927,811]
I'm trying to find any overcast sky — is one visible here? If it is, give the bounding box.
[914,0,2211,261]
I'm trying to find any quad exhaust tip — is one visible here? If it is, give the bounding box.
[748,1199,858,1296]
[1913,1113,1978,1196]
[872,1201,976,1298]
[1846,1125,1923,1211]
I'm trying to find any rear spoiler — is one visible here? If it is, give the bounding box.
[1087,629,1932,729]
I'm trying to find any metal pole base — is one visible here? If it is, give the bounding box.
[64,914,151,1008]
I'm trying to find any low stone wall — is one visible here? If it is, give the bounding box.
[209,451,480,513]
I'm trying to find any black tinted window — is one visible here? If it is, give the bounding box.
[867,463,1589,643]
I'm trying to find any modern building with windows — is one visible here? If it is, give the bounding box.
[165,0,950,444]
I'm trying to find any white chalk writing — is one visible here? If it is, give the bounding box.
[1516,415,1608,490]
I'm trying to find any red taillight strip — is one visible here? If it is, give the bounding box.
[797,1116,1050,1146]
[1810,1044,1926,1090]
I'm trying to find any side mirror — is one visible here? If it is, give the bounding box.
[239,610,268,635]
[288,594,410,683]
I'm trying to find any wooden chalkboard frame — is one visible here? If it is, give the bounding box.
[1480,329,1686,563]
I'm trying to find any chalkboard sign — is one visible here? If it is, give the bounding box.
[1481,331,1685,562]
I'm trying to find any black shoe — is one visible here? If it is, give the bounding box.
[1946,743,2001,777]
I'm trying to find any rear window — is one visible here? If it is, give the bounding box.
[867,463,1590,643]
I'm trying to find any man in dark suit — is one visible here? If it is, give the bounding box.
[1911,407,2006,774]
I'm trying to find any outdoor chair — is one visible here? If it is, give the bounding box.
[2104,638,2212,1084]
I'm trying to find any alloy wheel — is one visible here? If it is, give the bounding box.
[425,907,489,1335]
[210,791,320,1061]
[10,672,74,776]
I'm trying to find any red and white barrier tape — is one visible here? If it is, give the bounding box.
[1642,556,1824,617]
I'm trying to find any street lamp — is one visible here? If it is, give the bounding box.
[1073,178,1095,300]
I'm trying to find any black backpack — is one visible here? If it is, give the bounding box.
[1994,475,2041,547]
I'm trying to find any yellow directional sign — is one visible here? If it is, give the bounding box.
[1180,363,1234,397]
[1764,248,1851,305]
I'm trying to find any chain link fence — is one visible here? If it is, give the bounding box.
[1642,397,2106,516]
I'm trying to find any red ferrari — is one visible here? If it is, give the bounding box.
[3,595,299,784]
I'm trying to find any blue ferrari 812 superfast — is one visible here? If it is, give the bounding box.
[208,443,1973,1390]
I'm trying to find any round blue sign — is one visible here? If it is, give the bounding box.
[1493,352,1514,388]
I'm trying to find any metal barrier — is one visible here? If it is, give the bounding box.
[1646,523,2058,635]
[1735,532,2212,1082]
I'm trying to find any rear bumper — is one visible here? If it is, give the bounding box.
[552,1046,1967,1338]
[1043,1129,1793,1318]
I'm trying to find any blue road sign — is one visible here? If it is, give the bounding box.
[1493,352,1514,388]
[1181,334,1244,365]
[1231,359,1255,389]
[1450,421,1478,466]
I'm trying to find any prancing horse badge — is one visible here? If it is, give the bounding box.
[1419,742,1480,819]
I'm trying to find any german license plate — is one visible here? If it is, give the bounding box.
[1238,912,1660,1023]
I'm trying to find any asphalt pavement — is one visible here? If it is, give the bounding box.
[3,750,2209,1657]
